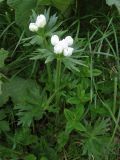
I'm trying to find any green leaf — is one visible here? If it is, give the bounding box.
[67,97,80,105]
[64,109,74,122]
[0,77,39,106]
[0,110,6,120]
[65,122,74,133]
[52,0,73,12]
[74,105,84,121]
[37,0,73,12]
[0,0,4,3]
[45,55,54,64]
[74,122,86,132]
[92,69,102,76]
[40,157,48,160]
[64,106,84,122]
[0,48,8,68]
[57,132,69,149]
[0,109,10,133]
[13,128,38,147]
[24,154,36,160]
[7,0,37,28]
[0,121,10,133]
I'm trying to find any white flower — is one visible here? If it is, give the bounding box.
[51,35,59,46]
[65,36,73,46]
[29,23,38,32]
[51,35,74,56]
[58,39,68,49]
[35,14,46,28]
[63,47,74,57]
[54,44,63,54]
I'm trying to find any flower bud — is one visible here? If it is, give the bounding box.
[36,14,46,28]
[54,44,63,54]
[29,23,38,32]
[65,36,73,46]
[63,47,74,57]
[51,35,59,46]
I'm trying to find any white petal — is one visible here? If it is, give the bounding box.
[65,36,73,46]
[29,23,38,32]
[54,44,63,54]
[51,35,59,46]
[63,47,74,56]
[59,39,68,49]
[36,14,46,28]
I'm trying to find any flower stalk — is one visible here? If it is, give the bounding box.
[55,55,62,107]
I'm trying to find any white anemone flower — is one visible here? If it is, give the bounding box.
[29,23,38,32]
[35,14,46,28]
[63,47,74,57]
[51,35,59,46]
[65,36,74,46]
[52,35,74,56]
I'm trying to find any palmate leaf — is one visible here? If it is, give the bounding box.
[15,103,44,126]
[14,88,47,127]
[0,145,19,159]
[82,119,110,158]
[64,106,86,133]
[63,56,87,72]
[13,128,38,146]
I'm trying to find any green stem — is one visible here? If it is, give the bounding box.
[113,77,117,115]
[46,63,52,84]
[55,56,62,107]
[43,37,52,85]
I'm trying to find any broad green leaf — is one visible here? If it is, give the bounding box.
[0,77,39,107]
[0,0,4,2]
[7,0,37,28]
[52,0,73,12]
[37,0,73,12]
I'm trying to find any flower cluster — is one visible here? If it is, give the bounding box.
[51,35,74,57]
[29,14,46,32]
